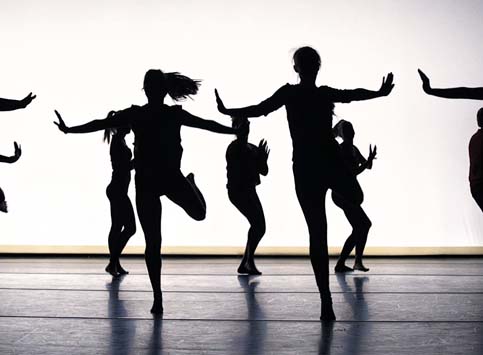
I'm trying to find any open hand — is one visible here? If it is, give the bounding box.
[53,110,69,133]
[10,142,22,162]
[13,142,22,160]
[20,92,36,108]
[379,73,394,96]
[418,69,431,93]
[258,139,270,159]
[368,144,377,162]
[215,89,228,114]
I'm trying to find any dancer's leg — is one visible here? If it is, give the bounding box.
[106,192,123,277]
[353,208,371,271]
[333,192,371,272]
[294,166,335,321]
[228,188,266,275]
[166,172,206,221]
[115,196,137,275]
[136,186,163,314]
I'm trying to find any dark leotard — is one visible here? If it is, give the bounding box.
[106,138,132,198]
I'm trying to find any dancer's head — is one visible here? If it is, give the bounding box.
[478,108,483,128]
[232,116,249,140]
[333,120,355,142]
[143,69,201,103]
[293,46,321,83]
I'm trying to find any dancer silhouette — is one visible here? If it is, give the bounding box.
[332,120,376,273]
[54,69,243,314]
[469,108,483,212]
[418,70,483,211]
[418,70,483,100]
[215,46,394,320]
[0,142,22,213]
[103,113,136,277]
[0,93,36,111]
[227,117,269,275]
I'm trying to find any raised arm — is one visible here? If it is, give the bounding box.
[0,93,36,111]
[53,109,132,134]
[180,109,240,135]
[257,139,269,176]
[215,86,286,118]
[332,73,394,103]
[0,142,21,163]
[418,69,483,100]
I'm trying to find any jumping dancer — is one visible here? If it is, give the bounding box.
[54,69,243,314]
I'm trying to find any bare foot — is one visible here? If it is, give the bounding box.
[237,260,262,275]
[105,263,120,277]
[116,262,129,275]
[320,302,336,321]
[334,263,353,273]
[353,262,369,272]
[151,296,163,314]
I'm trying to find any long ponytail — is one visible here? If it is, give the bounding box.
[165,72,201,101]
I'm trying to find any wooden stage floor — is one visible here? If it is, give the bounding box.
[0,256,482,354]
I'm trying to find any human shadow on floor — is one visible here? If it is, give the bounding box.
[335,274,369,354]
[236,275,267,355]
[107,276,136,355]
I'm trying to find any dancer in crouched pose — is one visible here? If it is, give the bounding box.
[332,120,376,273]
[226,117,269,275]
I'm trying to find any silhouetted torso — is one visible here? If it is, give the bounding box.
[226,141,261,189]
[255,84,352,163]
[119,104,184,173]
[110,138,132,188]
[469,129,483,185]
[339,142,365,176]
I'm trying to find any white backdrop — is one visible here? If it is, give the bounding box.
[0,0,482,249]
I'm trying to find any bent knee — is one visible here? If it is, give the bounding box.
[254,223,266,236]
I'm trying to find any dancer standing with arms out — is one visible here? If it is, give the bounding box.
[226,117,269,275]
[418,70,483,211]
[54,69,243,314]
[215,46,394,320]
[332,120,376,273]
[103,114,136,277]
[0,142,21,213]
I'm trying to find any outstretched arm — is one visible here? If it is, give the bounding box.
[215,86,286,118]
[0,93,36,111]
[418,69,483,100]
[53,109,132,134]
[0,142,21,163]
[180,110,239,135]
[332,73,394,103]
